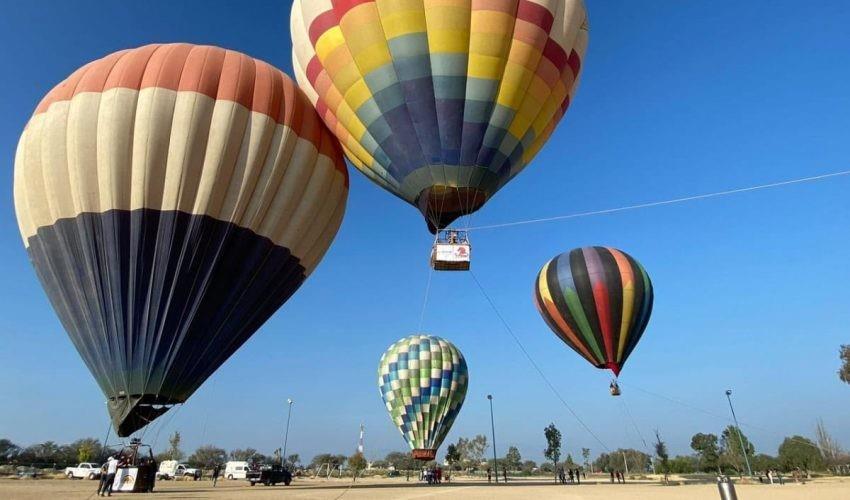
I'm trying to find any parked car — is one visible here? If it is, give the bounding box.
[64,462,102,480]
[224,461,250,480]
[156,460,201,480]
[247,464,292,486]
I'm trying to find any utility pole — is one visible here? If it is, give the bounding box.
[487,395,498,484]
[725,390,752,477]
[283,398,294,466]
[622,451,629,476]
[358,424,365,454]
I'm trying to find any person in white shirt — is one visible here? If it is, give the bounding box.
[98,456,119,497]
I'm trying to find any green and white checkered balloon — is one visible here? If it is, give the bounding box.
[378,335,468,457]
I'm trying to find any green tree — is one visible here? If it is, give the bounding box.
[445,444,462,470]
[720,426,754,475]
[840,345,850,384]
[668,456,697,474]
[285,454,301,470]
[751,453,779,473]
[520,460,537,474]
[504,446,522,471]
[543,423,561,482]
[594,449,651,474]
[690,433,720,472]
[778,436,824,472]
[348,451,367,481]
[167,431,184,461]
[229,448,259,462]
[0,439,20,461]
[188,445,227,468]
[456,435,488,469]
[655,431,670,483]
[72,439,102,463]
[384,451,418,472]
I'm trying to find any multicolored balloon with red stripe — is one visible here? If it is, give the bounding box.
[14,44,348,436]
[291,0,589,232]
[534,247,654,376]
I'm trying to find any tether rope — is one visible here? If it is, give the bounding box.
[469,270,610,452]
[468,169,850,231]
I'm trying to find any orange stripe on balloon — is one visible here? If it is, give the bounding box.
[537,263,597,364]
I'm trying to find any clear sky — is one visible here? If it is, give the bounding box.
[1,0,849,464]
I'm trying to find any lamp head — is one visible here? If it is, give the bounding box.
[725,390,732,396]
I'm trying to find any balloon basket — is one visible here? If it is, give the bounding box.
[412,449,437,461]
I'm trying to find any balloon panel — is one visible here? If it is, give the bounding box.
[292,0,589,231]
[378,335,468,454]
[534,247,653,375]
[14,44,348,436]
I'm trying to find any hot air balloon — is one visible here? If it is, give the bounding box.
[378,335,468,461]
[13,44,348,436]
[534,247,653,395]
[291,0,589,234]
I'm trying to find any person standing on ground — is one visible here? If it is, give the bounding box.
[575,468,581,485]
[487,467,492,483]
[503,468,507,483]
[99,455,118,497]
[96,462,109,496]
[568,469,574,483]
[610,470,615,483]
[212,463,220,487]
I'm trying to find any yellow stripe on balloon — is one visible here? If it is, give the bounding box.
[610,248,636,361]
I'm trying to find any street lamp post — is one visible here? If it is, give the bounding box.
[724,390,752,477]
[487,395,498,484]
[283,399,294,467]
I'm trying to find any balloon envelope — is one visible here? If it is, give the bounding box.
[14,44,348,436]
[534,247,653,376]
[378,335,468,460]
[291,0,589,232]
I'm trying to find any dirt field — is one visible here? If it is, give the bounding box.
[2,476,849,500]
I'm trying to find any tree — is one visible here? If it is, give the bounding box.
[167,431,184,461]
[445,444,462,470]
[778,436,823,473]
[668,456,697,474]
[720,426,754,475]
[655,431,670,484]
[384,451,418,472]
[188,445,227,468]
[690,433,720,473]
[72,439,102,463]
[751,454,779,473]
[0,439,20,461]
[504,446,522,471]
[594,449,651,474]
[456,435,487,469]
[815,419,845,470]
[581,448,591,472]
[520,460,537,474]
[286,454,301,470]
[839,345,850,384]
[348,452,367,481]
[230,448,259,462]
[543,423,561,482]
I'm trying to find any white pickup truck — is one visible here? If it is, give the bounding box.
[156,460,201,480]
[64,463,101,480]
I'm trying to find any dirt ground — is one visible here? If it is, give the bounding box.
[2,476,849,500]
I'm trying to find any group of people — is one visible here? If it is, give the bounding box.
[485,467,508,483]
[96,455,124,497]
[420,466,445,484]
[557,467,584,484]
[609,470,627,483]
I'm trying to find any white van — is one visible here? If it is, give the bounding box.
[224,461,250,480]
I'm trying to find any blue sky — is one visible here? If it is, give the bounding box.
[1,0,849,464]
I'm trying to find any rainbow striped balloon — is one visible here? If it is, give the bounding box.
[378,335,468,461]
[292,0,589,232]
[534,247,654,376]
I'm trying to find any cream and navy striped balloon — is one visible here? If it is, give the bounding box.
[14,44,348,437]
[378,335,468,460]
